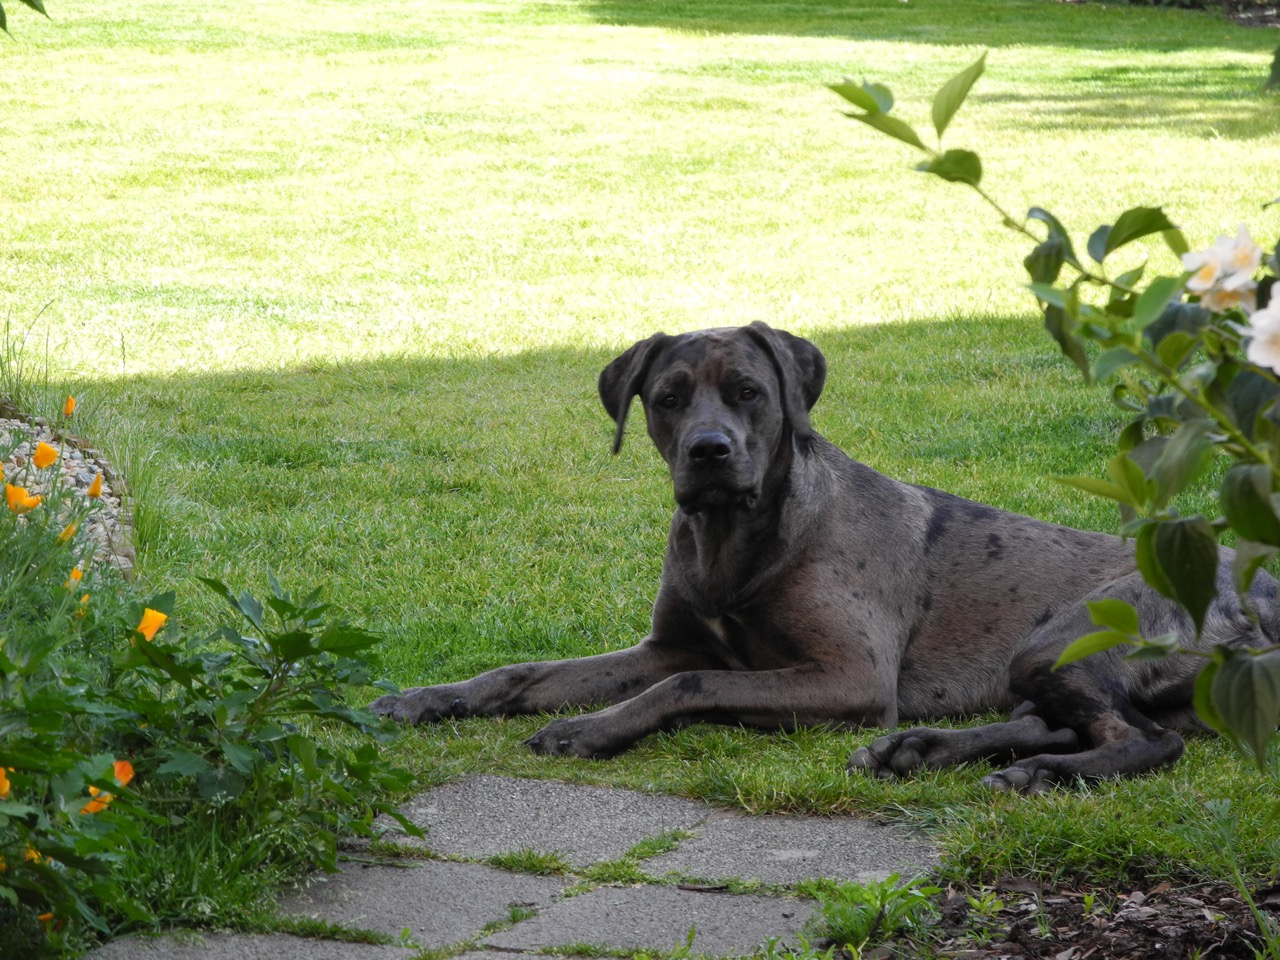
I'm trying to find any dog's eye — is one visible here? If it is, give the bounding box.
[739,387,757,401]
[658,395,679,410]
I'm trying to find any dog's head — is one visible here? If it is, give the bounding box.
[598,322,827,513]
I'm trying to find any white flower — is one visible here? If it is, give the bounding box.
[1245,300,1280,372]
[1218,223,1263,289]
[1181,246,1222,294]
[1202,281,1257,316]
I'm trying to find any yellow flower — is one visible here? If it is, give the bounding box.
[57,521,78,543]
[63,395,76,417]
[24,847,42,864]
[32,442,58,469]
[81,759,133,815]
[86,472,103,498]
[37,912,53,925]
[5,483,42,514]
[65,567,84,589]
[136,608,168,642]
[0,768,9,800]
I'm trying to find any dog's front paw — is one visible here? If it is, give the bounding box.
[848,730,938,779]
[981,761,1056,795]
[524,715,628,759]
[369,686,468,724]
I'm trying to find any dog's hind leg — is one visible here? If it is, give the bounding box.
[848,704,1080,778]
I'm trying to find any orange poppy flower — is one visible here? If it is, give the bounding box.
[32,442,58,469]
[57,521,79,543]
[0,768,9,801]
[81,759,134,814]
[5,483,42,514]
[136,608,168,642]
[63,395,76,417]
[65,567,83,589]
[86,472,103,498]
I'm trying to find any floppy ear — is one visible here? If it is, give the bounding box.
[742,321,828,443]
[598,333,670,454]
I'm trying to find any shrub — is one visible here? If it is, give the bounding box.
[0,406,417,957]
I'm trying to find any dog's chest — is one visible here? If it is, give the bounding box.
[697,614,797,671]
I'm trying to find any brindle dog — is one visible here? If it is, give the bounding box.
[371,322,1278,793]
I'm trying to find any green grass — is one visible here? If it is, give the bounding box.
[3,0,1280,924]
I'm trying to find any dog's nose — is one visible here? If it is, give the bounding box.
[687,430,733,464]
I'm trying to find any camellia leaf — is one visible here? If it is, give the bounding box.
[918,148,981,186]
[1220,463,1280,546]
[1027,207,1079,265]
[828,80,893,113]
[1106,206,1180,260]
[1150,418,1214,508]
[845,110,928,152]
[931,51,987,140]
[1149,516,1220,635]
[1131,276,1185,331]
[1231,538,1280,594]
[1087,598,1141,635]
[1024,238,1066,286]
[1043,304,1091,380]
[1093,346,1140,382]
[1209,649,1280,769]
[1087,225,1112,265]
[1053,629,1133,670]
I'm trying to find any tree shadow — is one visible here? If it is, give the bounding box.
[582,0,1273,51]
[101,313,1131,686]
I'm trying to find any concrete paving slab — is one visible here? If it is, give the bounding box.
[644,811,938,885]
[393,775,711,866]
[88,933,412,960]
[481,884,816,957]
[277,859,565,946]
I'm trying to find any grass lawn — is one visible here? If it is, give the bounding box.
[4,0,1280,928]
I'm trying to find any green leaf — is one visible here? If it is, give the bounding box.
[829,80,890,113]
[1209,649,1280,769]
[1107,207,1180,260]
[1227,370,1280,439]
[1055,474,1137,507]
[1024,238,1066,286]
[917,149,981,186]
[221,741,259,775]
[828,79,893,113]
[1093,347,1139,382]
[1027,207,1078,264]
[1107,452,1150,507]
[315,622,383,654]
[1088,598,1141,635]
[1028,282,1067,309]
[1132,276,1184,330]
[1193,657,1226,734]
[1221,463,1280,546]
[1155,331,1197,371]
[157,748,211,778]
[1135,522,1178,601]
[1053,630,1132,670]
[1230,538,1280,594]
[288,734,321,779]
[1150,419,1214,508]
[1162,228,1190,259]
[1087,225,1111,265]
[1150,516,1220,635]
[931,51,987,140]
[844,111,928,152]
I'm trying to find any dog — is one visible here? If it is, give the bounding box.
[371,322,1278,793]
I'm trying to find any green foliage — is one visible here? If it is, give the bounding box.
[834,52,1280,773]
[800,875,940,957]
[0,431,418,955]
[0,0,46,36]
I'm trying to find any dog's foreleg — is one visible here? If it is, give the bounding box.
[523,663,889,759]
[370,641,701,724]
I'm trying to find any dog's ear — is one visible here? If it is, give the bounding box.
[599,333,670,454]
[743,322,828,442]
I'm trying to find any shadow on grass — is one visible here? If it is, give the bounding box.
[99,311,1134,686]
[583,0,1271,50]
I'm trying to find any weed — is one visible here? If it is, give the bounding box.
[802,875,940,957]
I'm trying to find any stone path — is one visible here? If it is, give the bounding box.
[90,775,939,960]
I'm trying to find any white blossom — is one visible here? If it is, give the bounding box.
[1245,300,1280,372]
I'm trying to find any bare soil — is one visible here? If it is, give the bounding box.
[929,878,1280,960]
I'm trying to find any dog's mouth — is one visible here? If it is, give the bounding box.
[675,483,760,515]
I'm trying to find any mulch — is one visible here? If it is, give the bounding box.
[926,877,1280,960]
